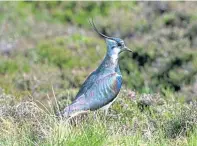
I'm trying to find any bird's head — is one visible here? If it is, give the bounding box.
[89,19,132,57]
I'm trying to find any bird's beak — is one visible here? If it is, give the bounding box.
[123,46,132,52]
[119,46,132,54]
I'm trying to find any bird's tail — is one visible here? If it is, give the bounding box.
[59,102,88,119]
[56,104,73,118]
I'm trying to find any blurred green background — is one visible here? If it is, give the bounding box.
[1,1,197,102]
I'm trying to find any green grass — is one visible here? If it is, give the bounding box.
[0,89,197,146]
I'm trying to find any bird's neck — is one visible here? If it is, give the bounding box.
[98,53,120,72]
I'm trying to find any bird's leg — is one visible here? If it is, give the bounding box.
[93,111,97,120]
[104,108,109,116]
[100,102,112,116]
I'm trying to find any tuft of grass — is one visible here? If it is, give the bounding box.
[163,106,197,139]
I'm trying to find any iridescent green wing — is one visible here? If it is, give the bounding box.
[74,71,97,100]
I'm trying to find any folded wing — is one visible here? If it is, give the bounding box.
[63,72,122,117]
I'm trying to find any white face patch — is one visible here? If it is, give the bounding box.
[110,46,121,63]
[106,39,122,62]
[112,47,120,56]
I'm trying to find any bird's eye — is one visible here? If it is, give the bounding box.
[117,43,122,47]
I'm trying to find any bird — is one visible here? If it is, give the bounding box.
[61,19,132,118]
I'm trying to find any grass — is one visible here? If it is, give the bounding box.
[0,88,197,146]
